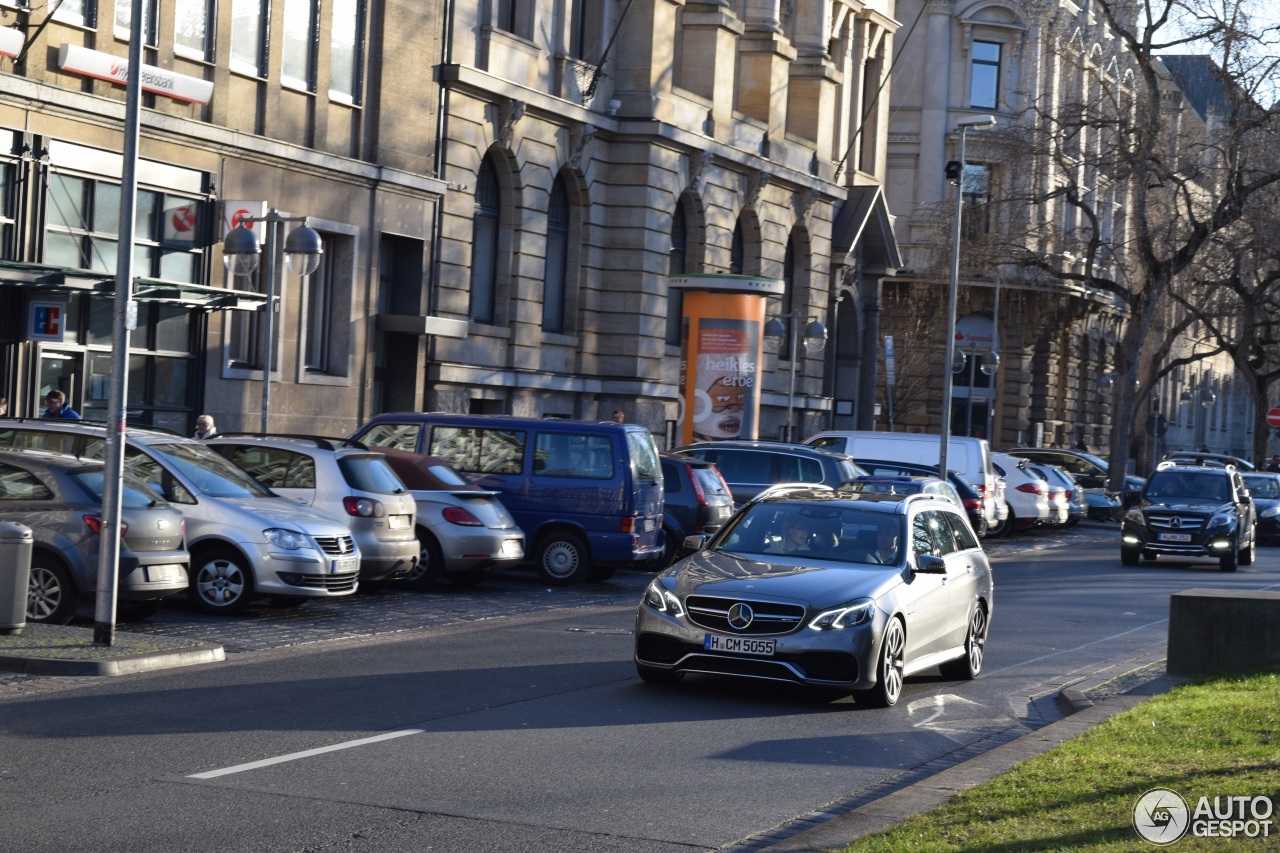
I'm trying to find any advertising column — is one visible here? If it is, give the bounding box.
[670,275,785,445]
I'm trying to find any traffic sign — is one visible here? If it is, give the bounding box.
[1267,408,1280,429]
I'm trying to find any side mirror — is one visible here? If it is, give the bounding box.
[914,554,947,574]
[679,533,707,559]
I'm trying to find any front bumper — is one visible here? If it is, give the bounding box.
[1121,522,1234,558]
[354,537,421,582]
[634,602,884,690]
[245,544,361,598]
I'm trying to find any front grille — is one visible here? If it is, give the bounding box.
[685,595,805,635]
[1145,512,1208,533]
[285,571,359,592]
[314,535,356,556]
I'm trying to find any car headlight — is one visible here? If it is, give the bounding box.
[1206,512,1236,531]
[809,599,875,630]
[1123,508,1145,524]
[643,580,684,617]
[264,528,310,550]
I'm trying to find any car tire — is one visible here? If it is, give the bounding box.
[116,599,164,621]
[188,548,255,614]
[1120,546,1140,566]
[636,663,682,685]
[26,556,78,625]
[1219,546,1238,572]
[535,531,591,586]
[1239,535,1255,566]
[399,530,445,590]
[863,617,906,708]
[939,603,987,680]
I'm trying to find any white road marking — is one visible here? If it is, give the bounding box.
[188,728,424,779]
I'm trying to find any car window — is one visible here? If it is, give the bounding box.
[425,463,472,487]
[912,510,957,557]
[714,503,893,565]
[777,454,824,484]
[1243,475,1280,498]
[122,449,197,504]
[702,450,772,485]
[0,462,54,500]
[430,426,525,474]
[807,436,844,453]
[0,429,83,456]
[359,423,421,452]
[142,442,273,500]
[534,432,613,479]
[222,446,316,489]
[836,459,864,481]
[626,430,661,483]
[945,510,980,550]
[691,465,729,497]
[338,455,406,494]
[661,460,683,494]
[68,470,164,508]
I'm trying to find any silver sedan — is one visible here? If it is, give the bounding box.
[634,487,994,707]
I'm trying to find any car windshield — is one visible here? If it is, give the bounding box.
[711,503,902,567]
[68,470,165,508]
[1243,475,1280,498]
[145,441,274,498]
[1146,470,1232,501]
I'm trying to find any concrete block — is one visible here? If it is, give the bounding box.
[1167,587,1280,675]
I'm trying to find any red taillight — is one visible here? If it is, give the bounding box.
[1016,483,1043,495]
[442,506,483,526]
[83,514,127,536]
[621,516,637,533]
[342,496,386,517]
[1064,489,1074,500]
[963,497,982,509]
[686,463,708,507]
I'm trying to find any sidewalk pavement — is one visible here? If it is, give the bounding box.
[752,641,1180,852]
[0,622,224,676]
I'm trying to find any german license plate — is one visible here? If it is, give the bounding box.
[645,516,657,531]
[705,634,775,656]
[331,556,359,574]
[147,564,183,581]
[388,515,410,529]
[1159,533,1192,543]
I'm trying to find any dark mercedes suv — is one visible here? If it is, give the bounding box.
[1120,461,1257,571]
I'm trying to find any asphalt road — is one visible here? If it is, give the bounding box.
[1,523,1277,853]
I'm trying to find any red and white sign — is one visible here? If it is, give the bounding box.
[1266,408,1280,429]
[162,204,198,246]
[0,27,24,59]
[57,44,214,104]
[222,200,267,244]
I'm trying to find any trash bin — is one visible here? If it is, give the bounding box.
[0,522,33,636]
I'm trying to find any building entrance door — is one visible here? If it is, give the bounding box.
[37,349,83,413]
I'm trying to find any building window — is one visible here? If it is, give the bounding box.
[779,238,796,361]
[665,205,688,346]
[961,164,992,239]
[495,0,517,33]
[282,0,318,90]
[174,0,212,59]
[570,1,604,63]
[54,0,92,26]
[115,0,158,45]
[0,162,16,261]
[543,177,569,333]
[970,41,1001,110]
[470,157,500,324]
[45,174,119,274]
[330,0,363,102]
[230,0,266,75]
[730,221,744,275]
[303,234,335,371]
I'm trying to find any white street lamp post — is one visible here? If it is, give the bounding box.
[939,115,997,476]
[223,212,323,434]
[764,313,828,442]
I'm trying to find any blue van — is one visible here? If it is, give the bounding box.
[350,414,664,585]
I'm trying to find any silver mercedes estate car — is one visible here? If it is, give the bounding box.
[634,485,994,707]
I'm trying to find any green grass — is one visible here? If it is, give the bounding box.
[845,669,1280,852]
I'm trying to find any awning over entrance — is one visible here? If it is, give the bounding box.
[0,259,268,310]
[831,186,902,272]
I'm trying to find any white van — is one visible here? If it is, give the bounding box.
[805,430,1001,528]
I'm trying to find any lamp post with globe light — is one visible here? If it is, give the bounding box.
[222,212,323,434]
[763,313,828,442]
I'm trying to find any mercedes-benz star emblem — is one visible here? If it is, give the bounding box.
[727,603,754,630]
[1170,517,1181,529]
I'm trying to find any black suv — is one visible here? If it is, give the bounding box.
[669,440,862,508]
[1120,461,1257,571]
[651,452,735,568]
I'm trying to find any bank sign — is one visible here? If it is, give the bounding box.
[58,44,214,104]
[29,301,66,342]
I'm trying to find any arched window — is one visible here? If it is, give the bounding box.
[543,176,570,332]
[470,156,500,324]
[730,220,744,274]
[665,205,688,346]
[779,237,796,361]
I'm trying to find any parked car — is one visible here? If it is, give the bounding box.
[1240,472,1280,544]
[0,447,188,625]
[1023,462,1075,527]
[1163,451,1255,471]
[351,413,663,585]
[990,452,1050,534]
[1084,488,1124,522]
[670,439,861,507]
[1121,460,1256,570]
[842,475,968,520]
[855,458,990,537]
[370,447,525,587]
[804,431,1001,530]
[1007,447,1146,506]
[634,487,994,708]
[0,420,361,614]
[205,435,419,586]
[650,452,734,569]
